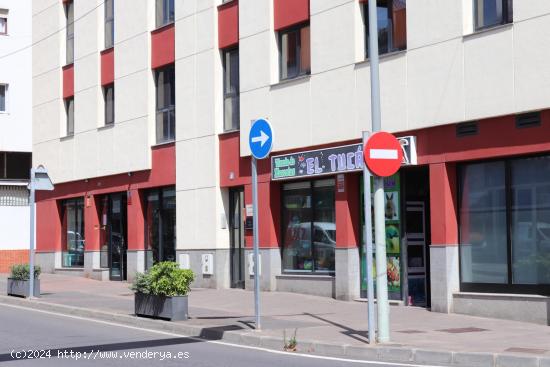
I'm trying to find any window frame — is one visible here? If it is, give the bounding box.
[154,64,176,144]
[0,84,7,113]
[222,47,240,132]
[104,0,114,49]
[61,197,85,268]
[65,97,74,136]
[278,22,311,82]
[103,83,114,126]
[458,154,550,296]
[155,0,175,29]
[65,0,74,65]
[473,0,513,32]
[281,179,336,275]
[145,186,177,270]
[364,0,408,58]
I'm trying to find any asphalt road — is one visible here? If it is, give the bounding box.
[0,303,420,367]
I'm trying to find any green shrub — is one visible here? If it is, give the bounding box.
[130,262,194,297]
[10,264,41,280]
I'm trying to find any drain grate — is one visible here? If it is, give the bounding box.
[437,327,488,334]
[505,347,548,355]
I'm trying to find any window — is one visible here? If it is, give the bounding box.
[155,64,175,143]
[65,97,74,136]
[282,179,336,274]
[156,0,174,28]
[105,0,114,48]
[279,23,310,81]
[474,0,513,31]
[223,48,239,131]
[145,187,176,270]
[103,84,114,125]
[0,186,28,206]
[61,198,85,268]
[0,152,31,180]
[65,1,74,64]
[0,16,7,35]
[0,84,6,112]
[459,156,550,295]
[365,0,407,57]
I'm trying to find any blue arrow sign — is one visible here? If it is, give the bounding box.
[249,119,273,160]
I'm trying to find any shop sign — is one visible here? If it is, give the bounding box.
[271,136,416,180]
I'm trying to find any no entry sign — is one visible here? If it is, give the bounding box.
[364,132,403,177]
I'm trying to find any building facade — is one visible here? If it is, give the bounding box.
[0,0,32,272]
[33,0,550,324]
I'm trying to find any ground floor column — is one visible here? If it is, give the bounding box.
[83,194,108,280]
[127,189,145,281]
[335,174,361,301]
[429,163,459,313]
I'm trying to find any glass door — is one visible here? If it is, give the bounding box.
[229,188,245,288]
[102,193,128,281]
[405,201,427,306]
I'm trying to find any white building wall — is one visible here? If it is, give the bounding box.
[238,0,550,156]
[32,0,154,185]
[0,0,31,254]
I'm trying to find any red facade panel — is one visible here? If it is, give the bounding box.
[151,24,175,69]
[101,48,114,86]
[62,64,74,99]
[274,0,309,31]
[218,0,239,49]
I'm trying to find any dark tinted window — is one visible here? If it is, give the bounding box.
[155,64,175,143]
[365,0,407,57]
[223,48,240,131]
[280,24,310,81]
[474,0,513,30]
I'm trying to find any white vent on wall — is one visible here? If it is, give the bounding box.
[0,185,29,206]
[179,254,190,270]
[248,253,261,276]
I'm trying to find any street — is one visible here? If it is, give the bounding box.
[0,303,423,367]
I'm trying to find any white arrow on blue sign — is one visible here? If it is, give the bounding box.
[248,118,273,160]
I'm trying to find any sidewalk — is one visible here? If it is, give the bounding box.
[1,273,549,366]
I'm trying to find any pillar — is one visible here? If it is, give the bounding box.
[429,162,460,313]
[127,189,145,280]
[335,173,361,300]
[83,194,102,277]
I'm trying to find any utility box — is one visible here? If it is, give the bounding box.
[248,253,261,276]
[179,254,190,270]
[201,254,214,275]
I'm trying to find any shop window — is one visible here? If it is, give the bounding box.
[223,48,240,131]
[279,23,310,81]
[364,0,407,58]
[105,0,114,49]
[282,179,335,274]
[145,186,176,270]
[156,0,174,28]
[103,84,114,125]
[459,156,550,295]
[61,198,85,268]
[65,1,74,64]
[155,64,175,143]
[474,0,513,31]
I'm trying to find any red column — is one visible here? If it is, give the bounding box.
[84,194,100,251]
[429,163,458,245]
[127,189,145,251]
[335,174,360,248]
[36,200,62,253]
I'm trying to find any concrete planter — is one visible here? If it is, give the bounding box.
[134,292,189,321]
[7,278,40,298]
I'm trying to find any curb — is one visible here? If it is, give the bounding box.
[1,295,549,367]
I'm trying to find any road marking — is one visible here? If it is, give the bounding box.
[0,302,444,367]
[369,149,398,159]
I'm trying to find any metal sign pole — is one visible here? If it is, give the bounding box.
[251,156,261,330]
[28,168,36,299]
[368,0,390,343]
[362,132,376,343]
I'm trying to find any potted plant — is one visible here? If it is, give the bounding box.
[131,261,194,321]
[7,264,41,298]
